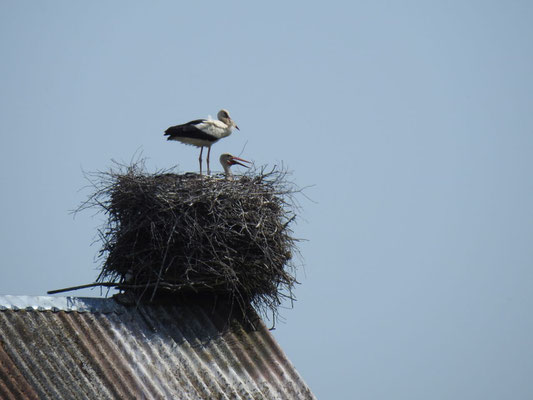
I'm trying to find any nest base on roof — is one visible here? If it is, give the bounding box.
[80,161,301,321]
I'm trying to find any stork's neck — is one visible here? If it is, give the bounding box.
[221,124,235,137]
[222,163,233,180]
[219,118,233,130]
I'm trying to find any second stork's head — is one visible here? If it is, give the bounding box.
[219,153,251,179]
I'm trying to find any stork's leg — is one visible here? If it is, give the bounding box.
[207,146,212,175]
[198,147,204,175]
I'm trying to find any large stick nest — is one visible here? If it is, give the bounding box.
[80,161,302,319]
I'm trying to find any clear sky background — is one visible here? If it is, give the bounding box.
[1,1,532,399]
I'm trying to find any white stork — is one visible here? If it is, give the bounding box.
[219,153,251,179]
[164,109,239,175]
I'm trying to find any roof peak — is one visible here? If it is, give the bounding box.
[0,295,122,313]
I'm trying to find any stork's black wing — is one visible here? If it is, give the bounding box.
[164,119,217,142]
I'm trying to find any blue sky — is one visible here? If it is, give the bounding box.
[1,1,533,398]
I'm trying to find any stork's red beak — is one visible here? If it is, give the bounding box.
[229,156,251,168]
[229,118,239,131]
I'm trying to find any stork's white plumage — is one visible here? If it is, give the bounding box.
[164,109,239,175]
[219,153,251,180]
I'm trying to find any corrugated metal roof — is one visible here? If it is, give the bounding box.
[0,295,315,400]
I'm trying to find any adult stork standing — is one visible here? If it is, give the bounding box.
[219,153,251,180]
[164,109,239,175]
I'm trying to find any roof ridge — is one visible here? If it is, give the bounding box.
[0,295,123,313]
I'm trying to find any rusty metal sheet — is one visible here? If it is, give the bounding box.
[0,295,315,400]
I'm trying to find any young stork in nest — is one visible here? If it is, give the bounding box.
[164,109,239,175]
[219,153,251,180]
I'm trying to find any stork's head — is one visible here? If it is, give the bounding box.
[219,153,251,179]
[217,109,240,130]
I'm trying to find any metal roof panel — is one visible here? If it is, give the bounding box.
[0,295,315,400]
